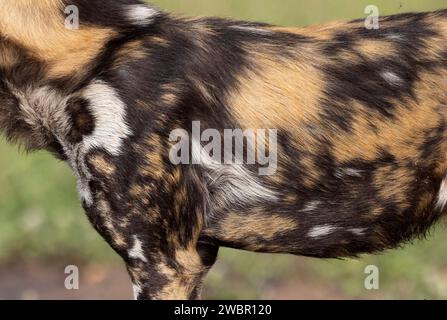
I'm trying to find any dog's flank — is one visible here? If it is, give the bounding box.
[1,0,447,299]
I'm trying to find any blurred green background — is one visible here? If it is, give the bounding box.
[1,0,447,300]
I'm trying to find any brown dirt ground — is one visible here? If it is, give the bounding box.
[0,261,352,300]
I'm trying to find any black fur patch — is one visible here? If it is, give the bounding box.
[65,97,95,144]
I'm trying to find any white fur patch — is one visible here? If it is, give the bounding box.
[191,139,278,210]
[77,179,93,206]
[335,168,363,179]
[13,85,72,139]
[344,168,363,177]
[437,175,447,210]
[82,81,131,156]
[349,228,366,236]
[387,33,405,41]
[301,201,322,213]
[129,235,148,263]
[230,25,272,35]
[133,284,142,300]
[308,225,337,238]
[63,145,94,206]
[381,71,403,86]
[126,4,158,26]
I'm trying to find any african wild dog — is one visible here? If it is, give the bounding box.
[1,0,447,300]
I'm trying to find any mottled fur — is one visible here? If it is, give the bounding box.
[1,0,447,299]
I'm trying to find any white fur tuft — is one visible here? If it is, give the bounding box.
[82,81,131,156]
[128,235,148,263]
[191,139,278,212]
[126,4,159,26]
[308,225,337,238]
[437,176,447,211]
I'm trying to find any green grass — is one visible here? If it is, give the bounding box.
[0,141,114,262]
[151,0,447,26]
[1,0,447,299]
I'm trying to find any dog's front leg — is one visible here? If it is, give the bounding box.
[87,205,218,300]
[83,181,218,300]
[125,240,219,300]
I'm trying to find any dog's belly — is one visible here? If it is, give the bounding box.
[201,172,444,258]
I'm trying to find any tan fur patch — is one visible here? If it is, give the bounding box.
[175,248,205,275]
[208,211,298,244]
[189,75,215,103]
[331,95,444,164]
[113,39,148,67]
[370,206,384,217]
[153,249,204,300]
[270,20,352,41]
[163,166,183,194]
[173,183,188,217]
[298,153,323,188]
[374,165,413,211]
[160,83,182,106]
[96,196,127,248]
[421,14,447,60]
[0,40,19,68]
[150,35,171,47]
[228,46,324,131]
[144,152,165,180]
[416,193,435,216]
[139,134,165,180]
[88,154,116,176]
[355,39,397,60]
[130,184,152,198]
[0,0,116,78]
